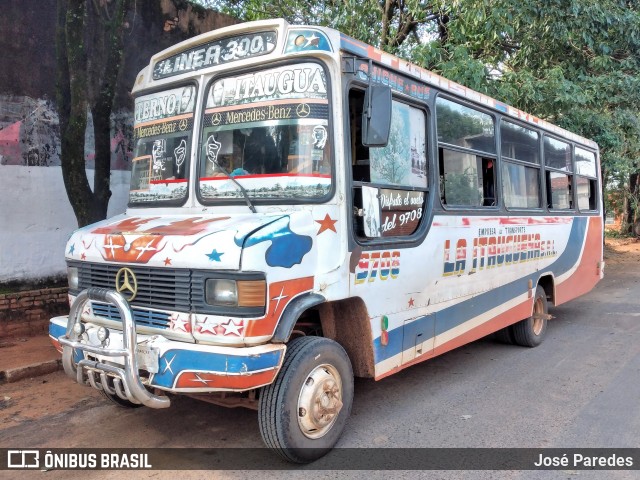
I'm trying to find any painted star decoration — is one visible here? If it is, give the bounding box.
[206,249,224,262]
[169,313,190,332]
[164,257,172,266]
[221,319,244,336]
[199,317,219,335]
[408,297,415,308]
[315,214,337,234]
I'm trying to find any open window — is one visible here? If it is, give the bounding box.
[544,136,573,210]
[500,120,541,209]
[575,146,598,211]
[436,96,496,208]
[349,88,428,239]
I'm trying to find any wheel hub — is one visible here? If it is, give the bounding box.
[532,297,544,335]
[298,364,343,439]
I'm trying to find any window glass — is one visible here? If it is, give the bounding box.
[440,150,482,206]
[544,136,571,171]
[576,176,596,210]
[501,120,539,163]
[503,162,540,208]
[130,85,196,205]
[370,101,427,188]
[198,62,332,202]
[436,97,495,154]
[575,147,597,178]
[547,171,572,209]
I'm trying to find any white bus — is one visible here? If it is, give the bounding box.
[50,19,604,463]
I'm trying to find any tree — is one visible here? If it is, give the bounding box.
[205,0,640,230]
[413,0,640,231]
[200,0,449,54]
[56,0,128,227]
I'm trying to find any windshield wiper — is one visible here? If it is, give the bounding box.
[205,135,256,213]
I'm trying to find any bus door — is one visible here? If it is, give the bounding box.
[347,85,435,365]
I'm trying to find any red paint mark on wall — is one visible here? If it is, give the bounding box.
[0,121,22,165]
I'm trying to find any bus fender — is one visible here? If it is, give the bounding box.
[271,293,325,343]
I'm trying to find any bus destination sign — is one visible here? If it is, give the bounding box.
[153,31,277,80]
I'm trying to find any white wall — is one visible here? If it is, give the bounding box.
[0,166,130,282]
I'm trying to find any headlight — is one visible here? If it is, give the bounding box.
[205,279,266,307]
[206,279,237,306]
[67,266,79,290]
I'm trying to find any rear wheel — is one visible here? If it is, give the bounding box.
[493,326,514,344]
[511,285,549,347]
[258,336,354,463]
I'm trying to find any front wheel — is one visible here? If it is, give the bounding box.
[258,336,354,463]
[511,285,549,347]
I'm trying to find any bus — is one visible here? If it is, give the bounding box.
[49,18,604,463]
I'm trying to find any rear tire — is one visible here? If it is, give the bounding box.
[258,336,354,463]
[493,326,514,344]
[511,286,549,347]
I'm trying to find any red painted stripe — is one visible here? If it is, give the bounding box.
[199,173,330,181]
[50,336,63,354]
[149,178,188,185]
[245,276,315,338]
[555,216,603,304]
[175,368,277,390]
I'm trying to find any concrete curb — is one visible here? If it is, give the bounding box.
[0,359,63,384]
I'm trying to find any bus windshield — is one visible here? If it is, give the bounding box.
[198,62,332,202]
[129,85,196,205]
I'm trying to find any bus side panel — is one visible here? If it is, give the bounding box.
[371,216,601,379]
[554,215,604,305]
[373,297,533,380]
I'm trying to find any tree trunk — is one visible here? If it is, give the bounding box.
[56,0,128,227]
[91,0,127,221]
[58,0,96,227]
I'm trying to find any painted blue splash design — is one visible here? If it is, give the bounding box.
[285,29,333,53]
[235,216,312,268]
[152,348,283,388]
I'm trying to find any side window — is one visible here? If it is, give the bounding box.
[575,147,598,211]
[436,97,496,207]
[500,120,541,209]
[349,89,428,239]
[544,136,573,210]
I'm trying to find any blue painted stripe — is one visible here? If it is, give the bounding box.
[49,321,66,339]
[49,320,83,363]
[340,34,369,57]
[151,348,283,388]
[373,217,588,363]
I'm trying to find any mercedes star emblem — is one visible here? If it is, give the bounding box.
[115,267,138,301]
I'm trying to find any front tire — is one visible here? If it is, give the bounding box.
[258,336,354,463]
[511,285,549,347]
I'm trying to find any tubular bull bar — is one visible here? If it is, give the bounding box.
[58,288,170,409]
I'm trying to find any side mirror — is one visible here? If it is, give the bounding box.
[362,85,391,147]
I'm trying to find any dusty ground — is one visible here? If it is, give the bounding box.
[604,236,640,265]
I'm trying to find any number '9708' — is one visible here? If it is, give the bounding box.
[355,251,400,284]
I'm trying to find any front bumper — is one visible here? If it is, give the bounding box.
[50,288,285,409]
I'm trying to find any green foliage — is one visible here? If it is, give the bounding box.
[443,170,482,206]
[197,0,640,220]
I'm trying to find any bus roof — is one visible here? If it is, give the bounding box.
[339,33,598,150]
[133,18,597,151]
